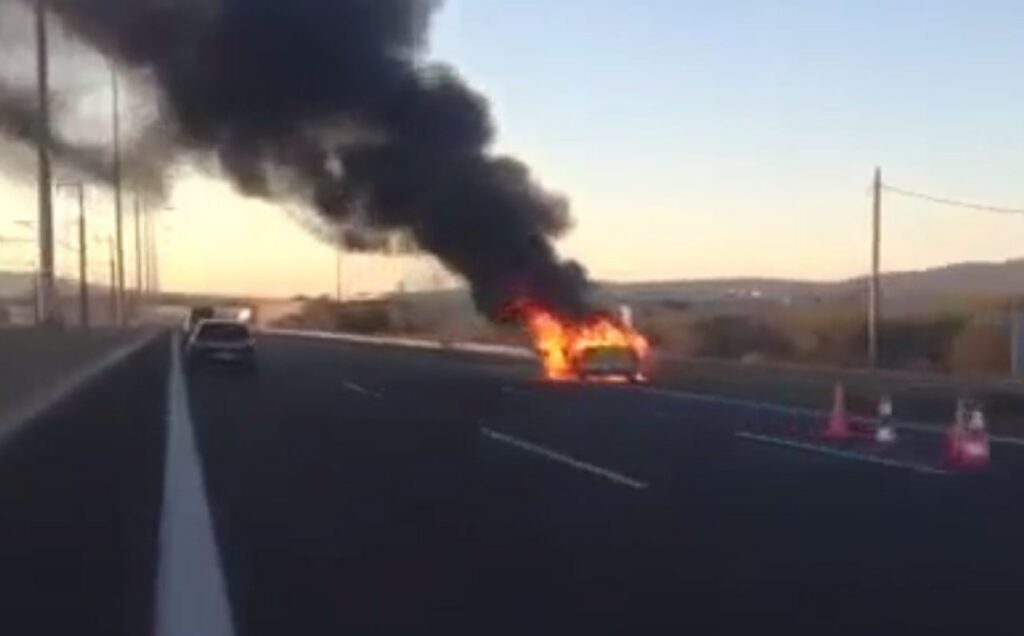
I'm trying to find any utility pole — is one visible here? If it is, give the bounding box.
[111,67,125,325]
[868,167,882,368]
[35,0,58,325]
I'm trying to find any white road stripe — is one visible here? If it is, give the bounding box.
[154,340,236,636]
[482,428,650,490]
[342,381,383,399]
[736,432,949,475]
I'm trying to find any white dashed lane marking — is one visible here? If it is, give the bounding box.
[482,428,650,490]
[342,381,383,400]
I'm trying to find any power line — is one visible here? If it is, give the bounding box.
[883,184,1024,215]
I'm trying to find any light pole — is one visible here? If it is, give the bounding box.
[57,182,89,327]
[107,235,117,323]
[111,66,126,325]
[34,0,58,325]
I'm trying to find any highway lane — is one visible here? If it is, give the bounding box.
[185,334,1024,635]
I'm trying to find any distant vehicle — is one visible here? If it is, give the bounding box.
[572,345,642,382]
[185,319,257,369]
[184,306,216,334]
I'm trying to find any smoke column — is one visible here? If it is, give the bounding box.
[3,0,590,317]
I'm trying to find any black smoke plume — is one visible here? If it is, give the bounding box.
[7,0,590,317]
[0,79,111,182]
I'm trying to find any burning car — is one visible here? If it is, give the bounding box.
[515,302,650,383]
[572,344,643,382]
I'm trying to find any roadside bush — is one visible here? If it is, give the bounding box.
[880,317,965,372]
[949,323,1010,376]
[636,310,701,357]
[336,305,393,333]
[692,315,793,360]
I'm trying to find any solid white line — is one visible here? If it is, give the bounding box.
[736,432,949,476]
[482,428,650,490]
[342,381,383,399]
[261,328,535,360]
[990,434,1024,447]
[154,340,236,636]
[0,331,158,446]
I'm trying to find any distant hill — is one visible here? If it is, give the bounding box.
[603,258,1024,306]
[7,256,1024,311]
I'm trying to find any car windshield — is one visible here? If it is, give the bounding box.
[196,323,250,342]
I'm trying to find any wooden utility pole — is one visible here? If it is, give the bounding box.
[868,167,882,368]
[35,0,58,325]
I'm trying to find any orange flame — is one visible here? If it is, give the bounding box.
[519,303,650,381]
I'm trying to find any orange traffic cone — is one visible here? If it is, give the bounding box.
[822,382,852,441]
[948,402,991,471]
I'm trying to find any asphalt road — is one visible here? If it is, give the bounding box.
[186,335,1024,635]
[3,333,1024,635]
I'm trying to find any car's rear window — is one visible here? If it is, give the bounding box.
[578,346,636,364]
[196,323,250,342]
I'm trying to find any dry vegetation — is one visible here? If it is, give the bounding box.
[275,293,1017,378]
[636,299,1014,377]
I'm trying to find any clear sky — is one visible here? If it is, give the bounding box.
[2,0,1023,297]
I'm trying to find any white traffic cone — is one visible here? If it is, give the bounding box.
[875,396,897,445]
[946,398,969,463]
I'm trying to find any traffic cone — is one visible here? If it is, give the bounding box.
[947,400,991,471]
[875,396,898,446]
[822,383,852,441]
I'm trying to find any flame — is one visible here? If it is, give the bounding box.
[519,302,650,381]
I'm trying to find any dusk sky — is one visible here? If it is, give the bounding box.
[1,0,1023,298]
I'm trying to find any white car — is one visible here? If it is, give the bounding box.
[185,319,257,369]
